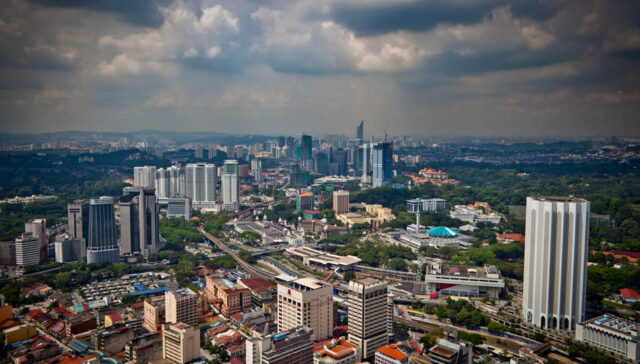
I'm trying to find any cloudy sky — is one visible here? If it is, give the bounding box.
[0,0,639,137]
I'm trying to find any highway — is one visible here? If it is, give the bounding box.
[199,226,273,280]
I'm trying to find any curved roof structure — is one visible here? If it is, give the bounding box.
[428,226,459,238]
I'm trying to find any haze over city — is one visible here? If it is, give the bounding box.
[1,0,640,136]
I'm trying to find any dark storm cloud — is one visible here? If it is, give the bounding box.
[328,0,562,37]
[29,0,169,28]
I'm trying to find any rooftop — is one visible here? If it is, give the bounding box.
[286,246,361,266]
[430,264,501,279]
[530,196,587,203]
[239,278,275,292]
[428,226,459,238]
[284,277,330,292]
[377,344,407,361]
[582,314,640,338]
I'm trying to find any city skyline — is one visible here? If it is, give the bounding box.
[0,0,639,137]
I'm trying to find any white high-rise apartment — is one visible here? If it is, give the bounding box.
[134,166,157,188]
[155,168,170,198]
[15,233,40,267]
[222,160,239,210]
[185,163,216,208]
[277,277,333,340]
[348,278,390,360]
[522,196,590,330]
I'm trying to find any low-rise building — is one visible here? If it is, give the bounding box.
[167,197,191,220]
[205,277,252,317]
[374,344,408,364]
[143,296,165,332]
[91,326,135,354]
[246,326,314,364]
[239,278,277,306]
[285,246,361,272]
[426,264,504,299]
[314,336,360,364]
[428,338,472,364]
[576,314,640,362]
[66,313,97,339]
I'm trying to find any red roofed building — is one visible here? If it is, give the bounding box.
[598,250,640,263]
[314,336,360,364]
[205,277,252,317]
[620,288,640,303]
[496,233,525,244]
[238,278,276,305]
[375,344,407,364]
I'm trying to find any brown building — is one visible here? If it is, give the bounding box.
[205,277,252,317]
[65,312,97,338]
[143,296,165,332]
[165,290,197,326]
[333,190,350,214]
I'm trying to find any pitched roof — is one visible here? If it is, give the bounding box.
[239,278,275,292]
[620,288,640,298]
[377,344,407,361]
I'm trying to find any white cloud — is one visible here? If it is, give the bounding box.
[97,54,141,76]
[206,46,221,58]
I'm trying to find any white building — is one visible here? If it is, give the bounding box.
[347,278,390,360]
[450,205,501,224]
[185,163,216,209]
[15,233,40,267]
[167,197,191,219]
[54,236,85,263]
[522,196,590,330]
[155,168,170,198]
[576,314,640,361]
[134,166,156,188]
[222,160,239,211]
[406,198,447,213]
[426,264,504,299]
[277,277,333,340]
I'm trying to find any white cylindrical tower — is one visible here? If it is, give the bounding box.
[522,196,590,330]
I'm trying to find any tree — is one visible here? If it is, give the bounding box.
[388,258,408,271]
[343,271,355,281]
[121,295,136,306]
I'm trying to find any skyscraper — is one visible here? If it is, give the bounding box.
[522,196,590,330]
[133,166,157,188]
[372,142,393,187]
[301,134,313,172]
[185,163,216,209]
[222,160,239,210]
[120,188,160,259]
[162,323,200,364]
[155,168,170,198]
[277,278,333,340]
[348,278,390,360]
[68,200,89,241]
[360,143,372,184]
[25,218,47,263]
[86,197,119,265]
[15,233,40,267]
[357,120,364,142]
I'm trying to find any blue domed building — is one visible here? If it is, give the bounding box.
[427,226,459,238]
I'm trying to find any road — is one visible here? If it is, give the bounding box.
[199,226,272,280]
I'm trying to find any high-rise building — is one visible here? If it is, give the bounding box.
[25,218,47,263]
[348,278,390,360]
[155,168,170,198]
[222,160,239,211]
[86,197,119,265]
[134,166,156,188]
[522,196,590,330]
[333,190,350,214]
[331,148,348,176]
[277,277,333,340]
[167,197,191,220]
[120,188,160,259]
[314,152,330,175]
[162,322,200,364]
[54,236,85,263]
[15,233,40,267]
[165,290,197,327]
[296,192,314,213]
[357,120,364,142]
[0,241,16,266]
[246,326,314,364]
[372,142,393,187]
[360,143,372,184]
[301,134,313,172]
[143,296,165,332]
[165,165,186,197]
[185,163,216,209]
[68,200,89,242]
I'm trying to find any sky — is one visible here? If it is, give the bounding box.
[0,0,639,137]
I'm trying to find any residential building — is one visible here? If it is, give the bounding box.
[15,233,40,267]
[222,160,239,211]
[25,218,47,263]
[314,336,360,364]
[125,333,163,364]
[65,312,97,338]
[167,197,191,219]
[372,142,393,187]
[246,326,314,364]
[348,278,389,360]
[143,296,165,332]
[119,188,161,259]
[185,163,216,209]
[54,236,85,263]
[277,277,333,340]
[91,326,134,354]
[296,192,314,213]
[0,241,16,266]
[165,290,197,326]
[374,344,407,364]
[162,322,200,364]
[522,196,590,330]
[205,277,252,317]
[155,168,170,198]
[576,314,640,361]
[134,166,156,188]
[86,197,119,265]
[426,264,504,299]
[333,190,350,214]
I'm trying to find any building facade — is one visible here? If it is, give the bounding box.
[348,278,389,360]
[25,218,47,263]
[246,326,314,364]
[134,166,157,188]
[576,314,640,361]
[15,233,40,267]
[54,237,85,263]
[165,290,197,327]
[372,142,393,187]
[162,323,200,364]
[277,277,333,340]
[119,188,160,259]
[86,197,119,265]
[522,196,590,330]
[296,192,314,213]
[167,197,191,219]
[222,160,239,210]
[205,277,252,317]
[185,163,216,209]
[333,190,350,214]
